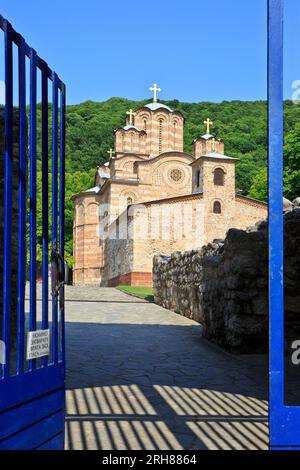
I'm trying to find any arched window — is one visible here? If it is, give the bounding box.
[173,120,177,149]
[159,119,163,153]
[103,210,109,232]
[127,197,133,206]
[144,119,147,132]
[213,201,222,214]
[196,170,201,187]
[214,168,225,186]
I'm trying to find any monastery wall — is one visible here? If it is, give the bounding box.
[153,210,300,353]
[204,197,268,244]
[106,195,205,286]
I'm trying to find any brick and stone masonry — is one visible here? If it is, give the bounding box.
[153,209,300,353]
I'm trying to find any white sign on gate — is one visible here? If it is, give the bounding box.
[27,329,50,360]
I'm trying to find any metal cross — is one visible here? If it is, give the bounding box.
[107,148,114,159]
[149,83,161,103]
[204,118,213,134]
[126,109,135,125]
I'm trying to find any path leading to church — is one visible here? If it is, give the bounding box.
[65,286,268,450]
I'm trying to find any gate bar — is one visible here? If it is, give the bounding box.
[268,0,284,437]
[59,85,66,364]
[16,37,27,374]
[0,16,65,88]
[41,65,49,368]
[52,73,59,365]
[29,49,37,371]
[2,21,13,379]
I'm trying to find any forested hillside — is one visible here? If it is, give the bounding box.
[34,97,300,265]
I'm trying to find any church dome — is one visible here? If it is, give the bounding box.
[144,102,173,112]
[123,125,139,131]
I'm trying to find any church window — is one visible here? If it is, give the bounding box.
[103,210,109,232]
[196,170,201,187]
[173,121,177,148]
[159,119,163,153]
[214,168,225,186]
[170,168,183,183]
[152,168,162,186]
[127,197,133,206]
[144,119,147,131]
[213,201,222,214]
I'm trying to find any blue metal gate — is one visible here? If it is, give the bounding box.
[268,0,300,450]
[0,16,66,450]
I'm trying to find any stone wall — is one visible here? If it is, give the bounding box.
[153,210,300,353]
[0,108,20,344]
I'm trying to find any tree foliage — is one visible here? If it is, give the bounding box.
[250,110,300,202]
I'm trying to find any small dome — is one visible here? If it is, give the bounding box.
[144,102,173,112]
[123,125,139,131]
[201,134,214,140]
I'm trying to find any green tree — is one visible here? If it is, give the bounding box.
[249,168,268,201]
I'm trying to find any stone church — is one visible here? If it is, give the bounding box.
[72,85,267,286]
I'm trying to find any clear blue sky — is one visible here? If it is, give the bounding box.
[1,0,300,104]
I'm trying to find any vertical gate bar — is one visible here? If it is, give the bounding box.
[268,0,284,448]
[16,36,27,374]
[1,21,13,379]
[29,48,37,371]
[52,73,59,364]
[59,84,66,365]
[41,66,49,368]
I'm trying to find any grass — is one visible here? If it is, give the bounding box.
[116,285,154,302]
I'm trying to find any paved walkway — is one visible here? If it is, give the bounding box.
[64,287,269,450]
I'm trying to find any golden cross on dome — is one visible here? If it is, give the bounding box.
[107,148,114,159]
[204,118,213,135]
[149,83,161,103]
[126,109,135,125]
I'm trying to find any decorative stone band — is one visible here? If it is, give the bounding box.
[236,194,268,208]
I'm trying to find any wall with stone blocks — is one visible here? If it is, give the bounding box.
[0,108,20,345]
[153,209,300,353]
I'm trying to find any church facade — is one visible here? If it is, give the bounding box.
[72,86,267,286]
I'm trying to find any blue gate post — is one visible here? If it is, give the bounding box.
[268,0,300,449]
[0,15,66,450]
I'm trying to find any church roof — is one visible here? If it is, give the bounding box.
[86,186,101,193]
[201,134,214,140]
[190,152,239,166]
[123,125,140,131]
[204,152,238,161]
[144,102,173,112]
[97,169,110,178]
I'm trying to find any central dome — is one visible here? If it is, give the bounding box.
[144,102,173,112]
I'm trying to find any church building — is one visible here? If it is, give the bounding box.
[72,85,267,286]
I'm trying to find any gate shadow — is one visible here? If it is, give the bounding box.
[65,321,269,450]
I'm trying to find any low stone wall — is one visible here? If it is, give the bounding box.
[153,210,300,353]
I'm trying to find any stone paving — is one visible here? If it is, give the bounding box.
[64,286,269,450]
